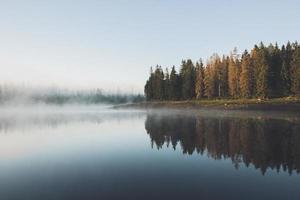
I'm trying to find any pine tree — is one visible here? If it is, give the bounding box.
[280,42,293,95]
[153,66,165,100]
[219,56,229,97]
[195,60,205,99]
[204,63,216,98]
[169,66,180,100]
[251,45,259,96]
[267,43,282,97]
[144,80,150,100]
[213,54,222,98]
[164,68,171,100]
[144,67,154,100]
[291,43,300,96]
[213,54,228,98]
[228,49,240,98]
[240,50,253,98]
[252,43,270,98]
[179,59,196,100]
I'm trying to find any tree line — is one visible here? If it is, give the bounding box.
[145,114,300,175]
[0,86,144,105]
[144,41,300,101]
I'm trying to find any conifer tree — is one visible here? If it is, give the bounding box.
[144,80,150,100]
[291,43,300,96]
[144,67,154,100]
[267,43,282,97]
[164,68,171,100]
[153,66,165,100]
[228,49,240,98]
[169,66,180,100]
[255,43,270,98]
[204,63,216,98]
[251,43,270,98]
[280,42,293,95]
[240,50,253,98]
[195,60,205,99]
[251,45,259,96]
[213,54,222,98]
[219,56,229,97]
[179,59,195,100]
[213,54,228,98]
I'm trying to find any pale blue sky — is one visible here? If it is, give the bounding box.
[0,0,299,93]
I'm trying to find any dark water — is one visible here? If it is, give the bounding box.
[0,106,300,200]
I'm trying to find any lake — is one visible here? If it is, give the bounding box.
[0,105,300,200]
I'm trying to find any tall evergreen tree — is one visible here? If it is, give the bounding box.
[169,66,180,100]
[267,43,282,97]
[253,43,270,98]
[153,66,165,100]
[240,50,253,98]
[219,56,229,97]
[213,54,222,98]
[251,45,259,96]
[179,59,196,100]
[213,54,228,98]
[204,63,216,98]
[195,60,205,99]
[291,43,300,96]
[164,68,171,100]
[144,67,154,101]
[280,42,293,95]
[228,49,240,98]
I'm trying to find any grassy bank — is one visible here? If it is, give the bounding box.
[115,97,300,111]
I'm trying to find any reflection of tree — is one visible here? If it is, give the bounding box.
[145,114,300,175]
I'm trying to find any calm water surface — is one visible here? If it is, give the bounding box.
[0,106,300,200]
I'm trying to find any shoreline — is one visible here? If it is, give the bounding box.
[114,97,300,111]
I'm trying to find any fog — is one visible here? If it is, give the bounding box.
[0,84,144,106]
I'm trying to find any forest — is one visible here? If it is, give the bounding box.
[144,41,300,101]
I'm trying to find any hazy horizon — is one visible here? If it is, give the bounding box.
[1,0,300,93]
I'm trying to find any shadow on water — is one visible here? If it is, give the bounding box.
[145,110,300,175]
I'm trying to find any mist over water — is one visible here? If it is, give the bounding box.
[0,107,299,200]
[0,104,144,132]
[0,84,144,106]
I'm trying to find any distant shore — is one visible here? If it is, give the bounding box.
[114,97,300,111]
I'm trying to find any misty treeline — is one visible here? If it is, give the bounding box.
[0,86,144,105]
[144,41,300,101]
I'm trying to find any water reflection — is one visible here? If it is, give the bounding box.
[145,113,300,175]
[0,108,299,200]
[0,106,144,133]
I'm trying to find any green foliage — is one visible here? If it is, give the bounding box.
[195,61,205,99]
[179,59,196,100]
[252,43,270,98]
[204,63,215,98]
[228,55,240,98]
[144,41,299,101]
[240,50,253,98]
[267,43,282,97]
[280,42,292,95]
[169,66,180,100]
[291,43,300,96]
